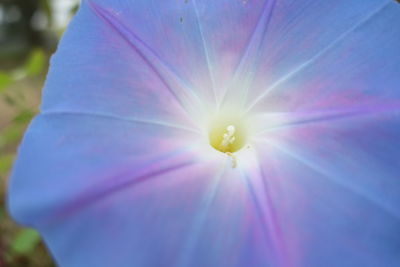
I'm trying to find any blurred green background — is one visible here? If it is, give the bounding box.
[0,1,78,266]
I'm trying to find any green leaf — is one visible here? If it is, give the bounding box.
[0,154,14,175]
[25,49,46,76]
[11,229,41,255]
[13,110,35,124]
[0,72,12,92]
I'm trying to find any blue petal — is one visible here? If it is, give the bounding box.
[42,1,200,127]
[253,112,400,266]
[76,0,275,107]
[9,113,201,225]
[245,0,400,112]
[248,2,400,263]
[8,114,282,266]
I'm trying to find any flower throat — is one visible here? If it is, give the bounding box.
[208,114,247,167]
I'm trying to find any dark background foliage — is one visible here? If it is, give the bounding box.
[0,1,78,266]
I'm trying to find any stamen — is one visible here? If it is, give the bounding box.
[218,125,239,168]
[220,125,236,151]
[226,152,237,168]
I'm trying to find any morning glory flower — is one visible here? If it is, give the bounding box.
[7,0,400,266]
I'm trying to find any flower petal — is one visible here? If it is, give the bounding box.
[8,113,201,225]
[252,110,400,266]
[83,0,276,106]
[9,112,289,266]
[36,163,281,267]
[245,0,400,112]
[42,1,201,128]
[248,5,400,263]
[9,113,284,266]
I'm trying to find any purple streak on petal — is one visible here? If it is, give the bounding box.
[256,139,400,222]
[34,160,276,267]
[185,0,271,102]
[256,102,400,134]
[177,165,226,267]
[244,0,400,117]
[41,2,196,129]
[88,0,206,118]
[46,159,196,226]
[220,0,276,108]
[37,163,224,267]
[240,157,291,267]
[88,0,272,107]
[254,134,400,266]
[8,113,201,228]
[246,1,391,112]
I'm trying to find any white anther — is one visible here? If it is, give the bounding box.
[220,125,236,149]
[227,125,235,135]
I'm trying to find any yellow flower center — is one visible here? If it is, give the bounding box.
[208,116,247,154]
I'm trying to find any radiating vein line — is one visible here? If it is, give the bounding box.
[240,166,289,267]
[253,148,290,267]
[258,139,400,222]
[192,0,218,106]
[255,105,400,135]
[177,164,226,267]
[220,0,276,108]
[87,1,204,118]
[45,159,196,226]
[246,1,391,113]
[41,110,202,134]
